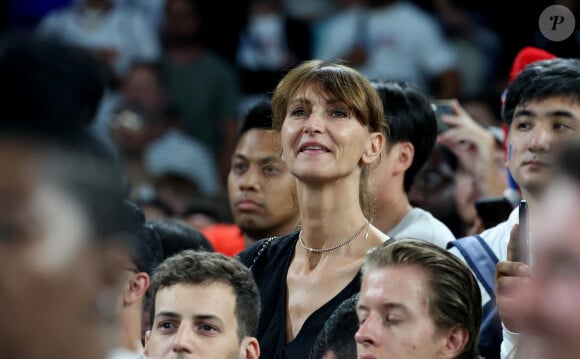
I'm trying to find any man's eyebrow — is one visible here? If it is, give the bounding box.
[356,302,408,313]
[547,109,577,118]
[193,314,225,326]
[513,108,578,119]
[513,109,534,118]
[154,311,181,320]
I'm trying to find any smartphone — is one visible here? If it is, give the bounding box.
[475,196,514,229]
[431,99,455,133]
[518,200,529,264]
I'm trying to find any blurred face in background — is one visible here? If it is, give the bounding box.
[163,0,201,43]
[0,141,116,359]
[516,178,580,358]
[409,145,456,219]
[228,128,298,239]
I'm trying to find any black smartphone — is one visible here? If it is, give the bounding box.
[519,200,529,264]
[431,99,455,133]
[475,196,514,229]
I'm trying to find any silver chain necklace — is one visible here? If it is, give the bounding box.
[299,219,370,253]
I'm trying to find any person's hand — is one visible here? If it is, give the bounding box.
[494,223,532,333]
[437,99,505,197]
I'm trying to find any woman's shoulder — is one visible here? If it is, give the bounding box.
[237,231,299,268]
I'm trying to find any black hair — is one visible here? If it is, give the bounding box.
[503,58,580,126]
[181,196,230,223]
[0,32,106,132]
[239,97,274,136]
[0,31,134,247]
[121,200,165,276]
[134,197,174,217]
[370,80,438,192]
[147,217,214,258]
[310,293,359,359]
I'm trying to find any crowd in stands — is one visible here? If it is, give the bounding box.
[1,1,580,358]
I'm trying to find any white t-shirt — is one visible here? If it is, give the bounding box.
[314,2,456,94]
[37,5,160,76]
[388,207,456,249]
[448,207,520,359]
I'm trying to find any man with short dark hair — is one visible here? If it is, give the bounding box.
[144,250,261,359]
[369,80,456,247]
[446,57,580,358]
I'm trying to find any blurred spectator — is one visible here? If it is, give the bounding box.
[0,31,106,131]
[36,0,160,82]
[281,0,334,62]
[409,144,467,237]
[437,99,509,235]
[0,34,133,359]
[159,0,242,185]
[135,196,173,220]
[236,0,299,111]
[144,130,221,213]
[314,0,459,98]
[7,0,73,30]
[427,0,502,98]
[108,61,220,205]
[111,0,167,31]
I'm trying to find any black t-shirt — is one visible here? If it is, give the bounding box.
[237,231,361,359]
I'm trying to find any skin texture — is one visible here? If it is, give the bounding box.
[355,265,449,359]
[227,128,298,242]
[281,88,379,184]
[506,97,580,201]
[144,283,259,359]
[0,143,117,359]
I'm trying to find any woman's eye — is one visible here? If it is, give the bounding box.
[331,109,348,118]
[290,108,306,116]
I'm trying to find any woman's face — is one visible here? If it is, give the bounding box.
[280,86,382,183]
[0,142,113,359]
